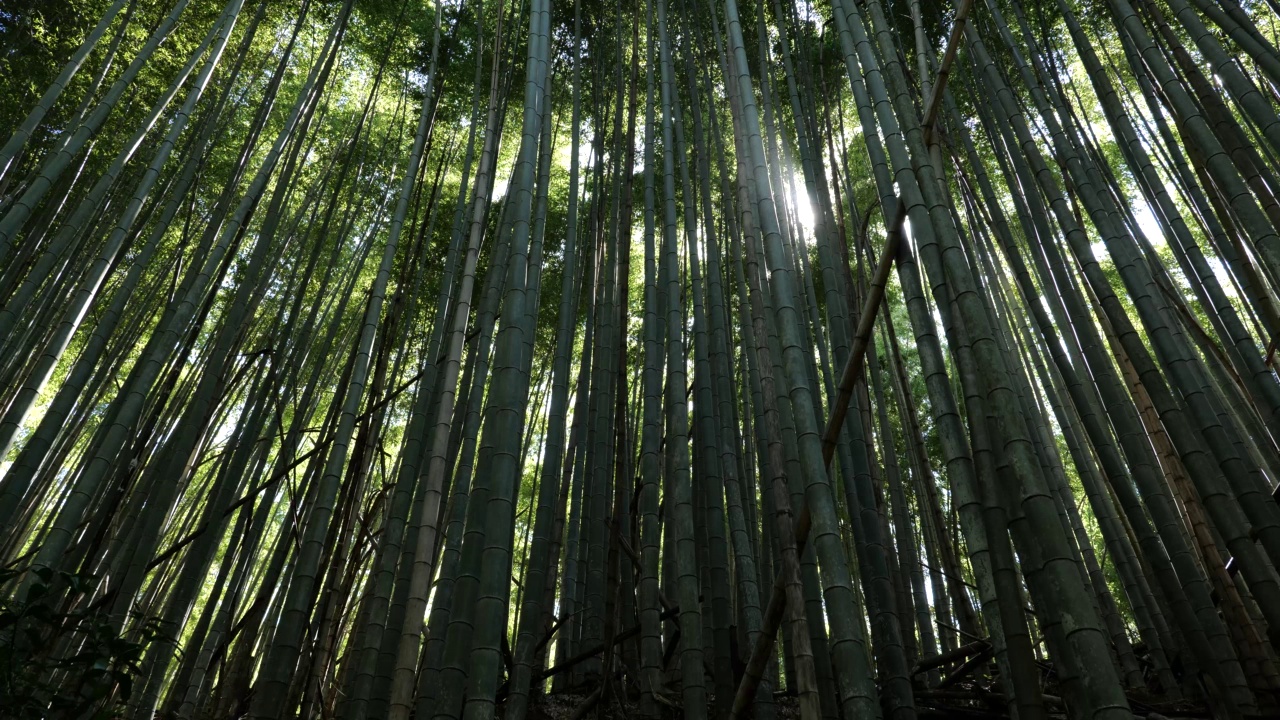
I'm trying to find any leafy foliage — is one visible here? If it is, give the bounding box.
[0,569,169,719]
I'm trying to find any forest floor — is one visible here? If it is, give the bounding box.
[529,691,802,720]
[526,689,1216,720]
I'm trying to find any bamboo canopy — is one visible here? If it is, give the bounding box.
[2,0,1280,718]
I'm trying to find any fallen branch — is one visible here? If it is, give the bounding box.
[938,644,994,689]
[536,605,679,681]
[913,638,990,676]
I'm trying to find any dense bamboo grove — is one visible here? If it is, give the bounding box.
[6,0,1280,717]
